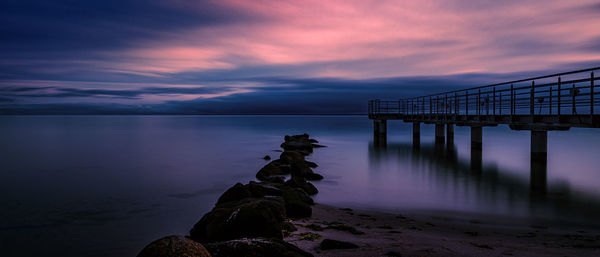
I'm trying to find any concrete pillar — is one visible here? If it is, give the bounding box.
[471,126,482,150]
[530,130,547,193]
[435,123,445,145]
[470,126,482,173]
[412,122,420,149]
[373,120,387,148]
[446,123,454,145]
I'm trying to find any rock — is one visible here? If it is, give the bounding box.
[285,201,312,219]
[263,155,271,160]
[248,181,282,196]
[283,221,297,232]
[284,177,318,195]
[320,239,359,250]
[216,182,282,205]
[137,235,211,257]
[205,238,313,257]
[304,160,318,168]
[216,183,252,205]
[282,188,313,218]
[190,198,286,242]
[257,160,290,181]
[284,134,310,142]
[262,176,286,184]
[280,151,305,164]
[305,172,324,181]
[281,141,313,152]
[282,188,314,205]
[311,144,326,148]
[308,139,319,143]
[290,163,313,177]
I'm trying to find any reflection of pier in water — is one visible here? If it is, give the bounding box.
[368,141,600,225]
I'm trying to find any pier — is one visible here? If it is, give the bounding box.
[368,67,599,192]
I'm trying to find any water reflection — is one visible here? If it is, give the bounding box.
[368,140,600,226]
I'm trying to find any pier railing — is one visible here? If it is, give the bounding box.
[368,67,600,124]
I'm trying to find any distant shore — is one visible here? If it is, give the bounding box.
[286,203,600,256]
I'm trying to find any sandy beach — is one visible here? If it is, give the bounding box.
[286,204,600,257]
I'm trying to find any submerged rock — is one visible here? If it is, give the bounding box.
[263,155,272,160]
[205,238,313,257]
[320,239,359,250]
[137,235,211,257]
[190,198,286,242]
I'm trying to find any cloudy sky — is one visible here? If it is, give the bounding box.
[1,0,599,114]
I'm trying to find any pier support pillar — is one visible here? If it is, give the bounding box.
[373,119,387,147]
[471,126,482,172]
[412,122,420,149]
[446,123,454,145]
[530,130,547,194]
[435,123,445,145]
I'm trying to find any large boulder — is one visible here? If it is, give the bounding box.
[205,238,313,257]
[282,188,313,218]
[190,198,286,242]
[137,235,211,257]
[284,177,318,195]
[216,182,282,205]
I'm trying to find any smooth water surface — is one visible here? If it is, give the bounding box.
[2,115,600,256]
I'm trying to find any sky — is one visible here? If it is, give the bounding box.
[1,0,599,114]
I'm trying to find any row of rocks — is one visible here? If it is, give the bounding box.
[138,134,325,257]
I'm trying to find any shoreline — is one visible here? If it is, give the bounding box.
[286,203,600,256]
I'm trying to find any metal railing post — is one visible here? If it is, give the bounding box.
[499,92,502,115]
[558,77,561,116]
[477,89,481,116]
[572,83,576,115]
[493,87,496,116]
[466,90,469,116]
[591,72,595,119]
[510,84,514,119]
[549,87,552,115]
[455,92,458,116]
[530,81,535,121]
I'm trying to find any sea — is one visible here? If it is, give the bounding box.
[2,115,600,256]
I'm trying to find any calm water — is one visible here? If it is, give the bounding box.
[2,115,600,256]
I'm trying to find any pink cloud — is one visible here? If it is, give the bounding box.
[92,0,600,78]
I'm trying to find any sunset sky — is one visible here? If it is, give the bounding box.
[1,0,599,114]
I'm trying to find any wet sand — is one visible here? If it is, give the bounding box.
[286,204,600,257]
